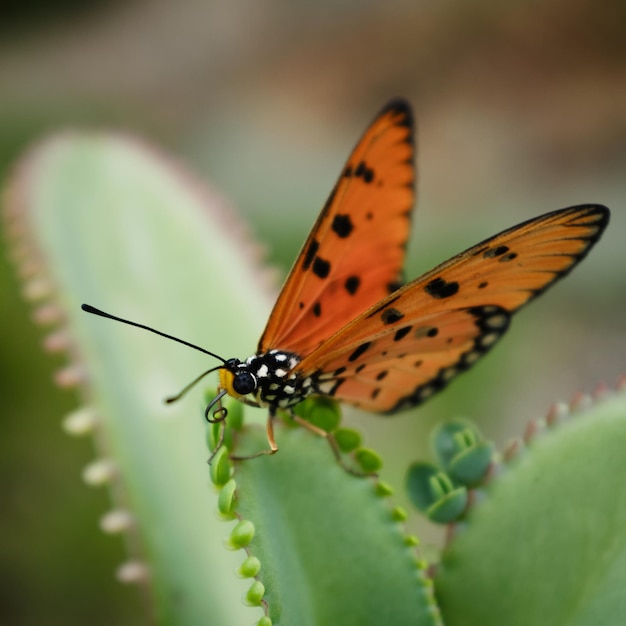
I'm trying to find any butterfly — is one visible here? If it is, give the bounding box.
[83,99,609,463]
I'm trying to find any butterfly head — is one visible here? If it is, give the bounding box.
[215,350,308,409]
[219,358,259,402]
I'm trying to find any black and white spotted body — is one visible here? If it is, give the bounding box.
[221,349,318,410]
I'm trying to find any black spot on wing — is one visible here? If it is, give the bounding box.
[348,341,372,362]
[312,257,331,279]
[483,245,509,259]
[302,239,319,270]
[332,214,354,238]
[387,279,404,294]
[366,295,401,319]
[394,326,412,342]
[354,160,375,184]
[415,326,438,339]
[381,308,404,324]
[312,302,322,317]
[344,276,360,295]
[425,277,460,299]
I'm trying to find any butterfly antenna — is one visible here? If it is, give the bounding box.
[164,365,224,404]
[81,304,227,363]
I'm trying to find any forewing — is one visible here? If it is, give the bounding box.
[297,204,609,413]
[258,99,415,356]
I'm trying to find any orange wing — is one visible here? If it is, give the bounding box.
[296,204,609,413]
[258,99,415,356]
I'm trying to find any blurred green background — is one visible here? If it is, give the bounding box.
[1,1,624,624]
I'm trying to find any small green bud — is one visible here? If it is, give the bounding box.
[245,580,265,605]
[229,520,255,549]
[354,448,383,473]
[217,479,237,516]
[209,446,232,487]
[375,481,394,497]
[238,556,261,578]
[334,428,362,452]
[391,506,408,522]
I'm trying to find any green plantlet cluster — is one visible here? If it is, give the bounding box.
[436,391,626,625]
[406,419,492,523]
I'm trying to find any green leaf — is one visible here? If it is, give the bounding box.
[5,133,271,625]
[436,391,626,626]
[233,424,440,626]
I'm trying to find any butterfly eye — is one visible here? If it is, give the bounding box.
[233,371,256,396]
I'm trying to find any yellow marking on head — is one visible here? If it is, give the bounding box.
[219,368,244,400]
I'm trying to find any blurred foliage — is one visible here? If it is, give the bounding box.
[0,231,144,624]
[1,0,624,623]
[0,0,117,36]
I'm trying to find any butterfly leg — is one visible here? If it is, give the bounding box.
[290,412,373,478]
[230,409,279,461]
[206,419,226,465]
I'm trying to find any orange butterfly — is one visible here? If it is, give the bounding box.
[83,99,609,461]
